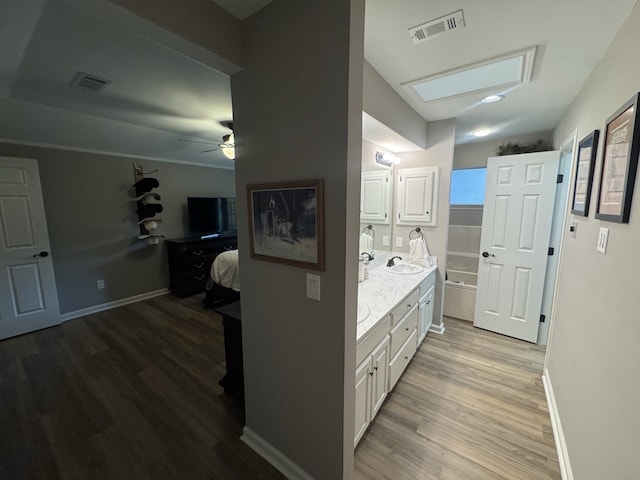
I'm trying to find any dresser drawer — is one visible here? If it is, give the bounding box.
[388,329,417,391]
[390,288,419,326]
[186,270,209,285]
[186,257,210,272]
[389,304,418,358]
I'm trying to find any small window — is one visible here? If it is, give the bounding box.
[450,167,487,205]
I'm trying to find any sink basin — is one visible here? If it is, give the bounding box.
[384,263,424,274]
[357,304,370,324]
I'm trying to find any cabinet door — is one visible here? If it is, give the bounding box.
[396,167,439,226]
[354,356,372,446]
[418,284,435,344]
[370,336,389,418]
[361,171,391,224]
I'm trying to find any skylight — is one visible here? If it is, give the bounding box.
[405,47,536,103]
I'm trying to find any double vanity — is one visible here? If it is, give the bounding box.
[354,252,437,446]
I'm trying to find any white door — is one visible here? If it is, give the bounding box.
[474,151,559,343]
[0,157,60,339]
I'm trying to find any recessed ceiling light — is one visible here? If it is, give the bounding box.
[481,94,504,103]
[472,129,491,137]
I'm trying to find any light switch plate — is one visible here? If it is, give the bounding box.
[395,236,403,247]
[306,273,321,301]
[570,221,577,238]
[382,235,390,246]
[597,227,609,254]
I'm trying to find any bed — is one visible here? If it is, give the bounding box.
[203,249,240,308]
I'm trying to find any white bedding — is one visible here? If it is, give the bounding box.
[210,249,240,292]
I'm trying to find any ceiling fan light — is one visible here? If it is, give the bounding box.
[221,145,235,159]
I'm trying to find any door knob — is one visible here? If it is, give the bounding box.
[481,251,495,258]
[33,251,49,258]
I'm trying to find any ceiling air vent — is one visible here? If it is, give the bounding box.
[70,72,111,93]
[408,10,465,44]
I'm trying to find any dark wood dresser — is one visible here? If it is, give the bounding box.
[166,234,237,297]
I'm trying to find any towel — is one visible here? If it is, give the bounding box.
[409,238,433,267]
[211,249,241,291]
[359,233,373,254]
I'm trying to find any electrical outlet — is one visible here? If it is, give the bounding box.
[597,227,609,254]
[97,279,105,289]
[382,235,390,246]
[395,236,403,248]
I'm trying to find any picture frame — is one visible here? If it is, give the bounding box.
[595,93,640,223]
[571,130,599,216]
[247,179,324,270]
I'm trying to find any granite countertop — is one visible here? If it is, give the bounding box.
[356,251,437,342]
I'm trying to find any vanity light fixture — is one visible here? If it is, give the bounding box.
[481,94,504,103]
[375,151,400,167]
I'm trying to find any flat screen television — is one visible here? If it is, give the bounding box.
[187,197,237,236]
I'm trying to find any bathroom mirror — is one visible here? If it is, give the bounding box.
[359,139,394,253]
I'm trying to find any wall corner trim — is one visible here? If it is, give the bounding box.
[428,323,445,335]
[241,427,313,480]
[542,369,574,480]
[59,288,169,322]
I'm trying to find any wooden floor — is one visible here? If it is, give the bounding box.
[0,294,284,480]
[355,317,561,480]
[1,296,560,479]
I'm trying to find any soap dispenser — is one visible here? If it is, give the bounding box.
[358,255,365,282]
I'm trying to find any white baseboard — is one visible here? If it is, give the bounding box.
[429,323,445,334]
[241,426,313,480]
[59,288,170,322]
[542,369,574,480]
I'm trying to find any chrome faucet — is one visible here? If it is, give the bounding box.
[386,256,402,267]
[360,252,374,262]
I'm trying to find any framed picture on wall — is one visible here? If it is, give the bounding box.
[247,179,325,270]
[571,130,599,216]
[596,93,640,223]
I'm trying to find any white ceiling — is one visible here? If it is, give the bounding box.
[0,0,637,167]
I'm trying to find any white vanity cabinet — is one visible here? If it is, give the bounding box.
[355,332,390,446]
[396,166,439,226]
[418,274,436,344]
[354,267,436,447]
[360,170,391,224]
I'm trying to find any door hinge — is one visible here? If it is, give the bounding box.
[540,314,546,323]
[384,213,387,218]
[399,176,403,182]
[548,247,554,256]
[557,174,564,184]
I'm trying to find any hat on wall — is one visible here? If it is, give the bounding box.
[133,177,159,194]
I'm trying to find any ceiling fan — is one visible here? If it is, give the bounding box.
[179,121,235,159]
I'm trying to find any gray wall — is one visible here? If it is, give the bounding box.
[548,2,640,478]
[363,60,428,149]
[453,131,553,169]
[0,142,234,313]
[231,1,364,478]
[393,119,456,330]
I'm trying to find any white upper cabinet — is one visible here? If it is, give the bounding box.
[396,166,439,226]
[360,170,391,224]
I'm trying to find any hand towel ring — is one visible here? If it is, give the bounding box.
[362,224,375,238]
[409,227,423,240]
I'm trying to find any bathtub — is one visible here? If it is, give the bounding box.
[443,270,477,322]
